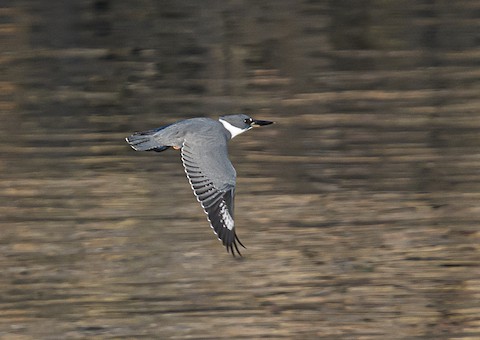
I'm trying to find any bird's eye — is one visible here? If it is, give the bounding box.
[244,118,253,124]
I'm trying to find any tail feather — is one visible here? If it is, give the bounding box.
[125,125,170,152]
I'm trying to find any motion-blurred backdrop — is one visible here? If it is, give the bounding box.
[1,1,479,338]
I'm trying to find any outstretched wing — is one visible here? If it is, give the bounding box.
[181,140,245,256]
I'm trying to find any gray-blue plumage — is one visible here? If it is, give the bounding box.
[126,114,273,256]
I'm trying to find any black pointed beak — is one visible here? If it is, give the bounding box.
[251,119,274,127]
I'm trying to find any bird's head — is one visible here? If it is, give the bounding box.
[219,114,274,138]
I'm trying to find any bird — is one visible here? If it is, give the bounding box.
[125,114,274,256]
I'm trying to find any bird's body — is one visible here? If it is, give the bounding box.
[126,114,273,256]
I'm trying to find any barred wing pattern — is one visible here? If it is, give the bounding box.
[181,143,245,256]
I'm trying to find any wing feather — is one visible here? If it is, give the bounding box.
[181,141,245,256]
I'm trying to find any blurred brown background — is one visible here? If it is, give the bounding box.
[1,0,479,339]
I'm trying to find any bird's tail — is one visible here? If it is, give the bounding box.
[125,126,170,152]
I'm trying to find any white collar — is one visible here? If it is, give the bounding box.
[219,119,250,139]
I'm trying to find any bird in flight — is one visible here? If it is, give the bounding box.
[126,114,274,256]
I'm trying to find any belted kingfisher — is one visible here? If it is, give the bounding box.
[126,114,274,256]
